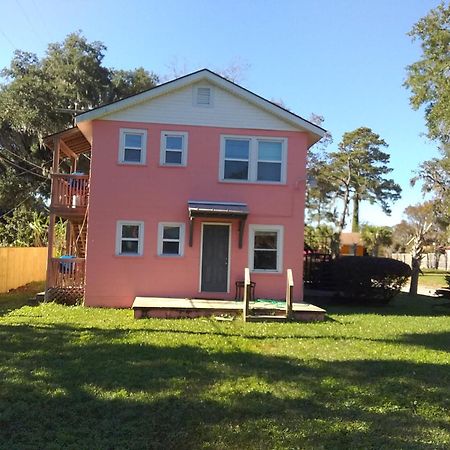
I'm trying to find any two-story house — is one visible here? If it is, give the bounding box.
[44,69,325,309]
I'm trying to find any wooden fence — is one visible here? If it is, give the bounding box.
[0,247,47,293]
[391,252,450,271]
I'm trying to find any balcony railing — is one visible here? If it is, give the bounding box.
[48,257,86,288]
[51,174,89,210]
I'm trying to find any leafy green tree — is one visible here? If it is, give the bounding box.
[360,224,393,257]
[0,31,158,228]
[306,114,337,226]
[404,2,450,145]
[109,68,159,102]
[0,205,66,252]
[304,224,340,254]
[405,3,450,237]
[328,127,401,232]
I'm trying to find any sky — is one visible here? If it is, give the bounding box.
[0,0,442,228]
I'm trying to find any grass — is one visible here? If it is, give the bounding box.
[0,284,449,449]
[419,270,449,289]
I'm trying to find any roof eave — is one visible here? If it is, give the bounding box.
[75,69,326,141]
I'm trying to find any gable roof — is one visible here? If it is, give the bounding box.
[76,69,326,147]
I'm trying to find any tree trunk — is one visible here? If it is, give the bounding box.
[337,158,352,235]
[409,233,424,296]
[409,257,421,295]
[352,193,360,232]
[338,185,351,234]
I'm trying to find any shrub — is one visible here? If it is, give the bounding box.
[330,256,411,305]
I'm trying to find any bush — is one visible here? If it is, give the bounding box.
[330,256,411,305]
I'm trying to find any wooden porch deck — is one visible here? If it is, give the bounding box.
[132,297,326,322]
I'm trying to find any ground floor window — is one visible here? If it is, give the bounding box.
[158,222,185,256]
[249,225,283,272]
[116,221,144,256]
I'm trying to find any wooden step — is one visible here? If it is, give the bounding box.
[246,315,288,322]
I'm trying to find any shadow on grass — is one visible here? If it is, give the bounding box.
[0,282,44,317]
[1,323,449,449]
[397,331,450,353]
[323,292,450,317]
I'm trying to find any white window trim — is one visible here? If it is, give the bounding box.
[157,222,185,257]
[115,220,144,256]
[248,224,284,273]
[219,135,287,184]
[192,85,214,107]
[159,131,188,166]
[118,128,147,165]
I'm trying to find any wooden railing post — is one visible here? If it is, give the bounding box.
[243,267,251,322]
[45,136,60,301]
[286,269,294,319]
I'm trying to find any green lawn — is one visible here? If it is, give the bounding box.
[419,270,449,289]
[1,285,449,449]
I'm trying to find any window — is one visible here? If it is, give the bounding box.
[158,223,185,256]
[220,136,286,183]
[194,86,213,107]
[249,225,283,272]
[257,140,283,182]
[160,132,188,166]
[223,139,249,180]
[116,221,144,256]
[119,129,147,164]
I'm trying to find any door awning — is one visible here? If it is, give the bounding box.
[188,201,249,218]
[187,201,249,248]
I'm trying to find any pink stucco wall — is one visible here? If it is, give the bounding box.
[84,120,308,307]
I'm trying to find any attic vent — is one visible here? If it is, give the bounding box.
[196,87,212,106]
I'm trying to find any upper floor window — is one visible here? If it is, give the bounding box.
[119,129,147,164]
[160,132,188,166]
[116,221,144,256]
[220,136,287,184]
[157,222,185,256]
[223,138,249,180]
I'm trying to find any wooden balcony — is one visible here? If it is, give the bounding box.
[48,257,86,289]
[46,257,85,304]
[50,174,89,218]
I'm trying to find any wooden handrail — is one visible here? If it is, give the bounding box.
[51,174,89,209]
[243,267,251,322]
[286,269,294,318]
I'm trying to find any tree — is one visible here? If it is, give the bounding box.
[392,220,413,253]
[411,149,450,227]
[0,31,158,220]
[405,3,450,237]
[327,127,401,232]
[403,202,439,295]
[305,114,337,226]
[404,2,450,145]
[304,224,340,254]
[360,224,393,257]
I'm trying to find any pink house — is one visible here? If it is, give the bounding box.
[44,69,325,311]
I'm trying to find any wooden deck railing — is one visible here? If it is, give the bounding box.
[51,174,89,209]
[286,269,294,319]
[48,257,86,288]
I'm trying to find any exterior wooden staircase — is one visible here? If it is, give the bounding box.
[243,268,295,322]
[72,221,87,258]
